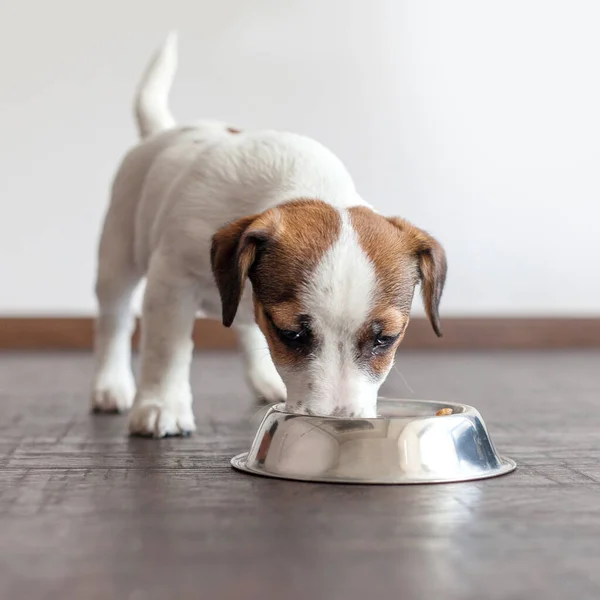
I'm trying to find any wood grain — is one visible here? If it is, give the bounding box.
[1,317,599,350]
[0,350,598,600]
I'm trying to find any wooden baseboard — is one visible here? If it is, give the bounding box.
[0,318,236,351]
[0,317,599,350]
[399,318,600,349]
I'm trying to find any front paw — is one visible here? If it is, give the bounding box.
[246,362,287,404]
[91,370,136,413]
[129,394,196,438]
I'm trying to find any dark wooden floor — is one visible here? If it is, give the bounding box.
[0,351,599,600]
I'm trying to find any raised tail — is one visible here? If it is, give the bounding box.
[134,32,178,138]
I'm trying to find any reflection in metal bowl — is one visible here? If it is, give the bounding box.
[232,399,516,484]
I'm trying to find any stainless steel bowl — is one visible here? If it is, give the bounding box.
[232,399,516,484]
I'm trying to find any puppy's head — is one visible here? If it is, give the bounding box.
[211,200,446,418]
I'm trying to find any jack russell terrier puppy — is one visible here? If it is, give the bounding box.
[91,33,447,437]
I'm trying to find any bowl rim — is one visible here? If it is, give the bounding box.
[231,452,517,485]
[268,397,477,421]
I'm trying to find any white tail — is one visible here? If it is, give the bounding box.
[134,32,178,138]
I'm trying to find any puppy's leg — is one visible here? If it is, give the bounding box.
[129,254,197,437]
[92,233,141,413]
[236,324,287,404]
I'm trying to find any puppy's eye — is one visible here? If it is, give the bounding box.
[372,333,400,353]
[278,328,311,349]
[265,311,313,350]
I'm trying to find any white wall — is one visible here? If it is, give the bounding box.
[1,0,598,316]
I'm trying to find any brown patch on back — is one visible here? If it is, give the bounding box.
[226,127,242,134]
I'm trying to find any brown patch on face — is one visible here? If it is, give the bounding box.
[226,127,242,134]
[211,199,340,349]
[348,207,417,377]
[387,217,447,337]
[349,207,420,312]
[349,207,447,339]
[355,308,409,377]
[254,300,305,369]
[248,199,342,368]
[267,301,305,331]
[369,323,408,376]
[371,306,408,334]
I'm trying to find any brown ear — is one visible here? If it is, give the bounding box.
[210,212,276,327]
[387,218,447,337]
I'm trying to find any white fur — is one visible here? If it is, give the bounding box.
[280,212,380,418]
[92,34,375,435]
[237,324,287,403]
[134,31,178,138]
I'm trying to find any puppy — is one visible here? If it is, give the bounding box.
[91,33,447,437]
